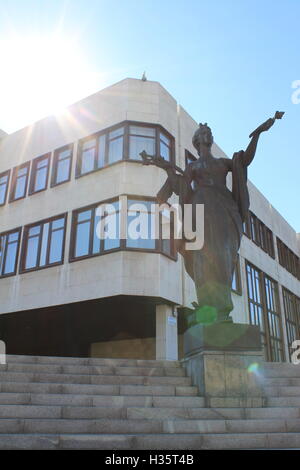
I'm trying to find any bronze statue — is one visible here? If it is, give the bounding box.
[141,112,284,323]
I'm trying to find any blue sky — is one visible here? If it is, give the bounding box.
[0,0,299,231]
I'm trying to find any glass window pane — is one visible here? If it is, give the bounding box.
[3,241,18,274]
[129,126,155,137]
[37,158,48,169]
[81,140,96,174]
[29,226,41,237]
[52,218,65,230]
[129,136,155,160]
[58,149,71,161]
[0,185,6,204]
[126,204,155,249]
[14,175,27,199]
[49,229,64,263]
[56,158,70,183]
[18,167,28,177]
[8,232,19,243]
[103,213,120,251]
[109,127,124,139]
[75,221,90,257]
[78,210,92,223]
[39,223,49,266]
[0,175,8,204]
[160,133,170,145]
[160,141,170,161]
[25,237,39,269]
[34,166,48,192]
[108,137,123,163]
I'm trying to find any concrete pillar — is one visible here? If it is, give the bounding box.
[155,304,178,361]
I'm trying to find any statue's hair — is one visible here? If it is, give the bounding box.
[192,122,213,149]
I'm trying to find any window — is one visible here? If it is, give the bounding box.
[246,261,284,362]
[71,201,120,259]
[277,237,299,280]
[21,214,67,272]
[76,122,174,177]
[247,211,275,258]
[0,170,10,206]
[283,288,300,360]
[129,126,155,161]
[29,154,50,194]
[10,162,30,201]
[70,197,175,261]
[231,255,242,294]
[108,127,124,164]
[51,145,73,186]
[185,150,197,167]
[0,228,21,277]
[250,213,260,245]
[159,133,171,161]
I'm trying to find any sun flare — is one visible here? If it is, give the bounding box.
[0,33,100,132]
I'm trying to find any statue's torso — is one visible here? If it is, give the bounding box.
[189,156,229,188]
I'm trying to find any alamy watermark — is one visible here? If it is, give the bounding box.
[291,340,300,365]
[95,196,204,250]
[291,80,300,104]
[0,340,6,365]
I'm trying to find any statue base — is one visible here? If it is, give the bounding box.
[181,322,265,407]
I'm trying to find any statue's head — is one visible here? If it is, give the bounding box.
[192,123,213,152]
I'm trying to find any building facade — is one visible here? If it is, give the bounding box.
[0,78,299,362]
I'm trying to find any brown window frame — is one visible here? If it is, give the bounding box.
[185,149,197,168]
[69,196,177,263]
[20,213,67,274]
[248,211,275,258]
[75,121,175,178]
[51,144,73,187]
[245,260,285,362]
[0,227,22,278]
[29,153,51,195]
[282,287,300,361]
[277,237,299,280]
[9,161,30,202]
[0,170,10,206]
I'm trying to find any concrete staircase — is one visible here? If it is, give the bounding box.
[0,355,300,449]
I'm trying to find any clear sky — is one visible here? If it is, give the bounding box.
[0,0,299,232]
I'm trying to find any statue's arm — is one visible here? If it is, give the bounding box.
[242,132,261,167]
[241,112,284,167]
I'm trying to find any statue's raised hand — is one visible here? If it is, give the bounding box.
[249,111,284,138]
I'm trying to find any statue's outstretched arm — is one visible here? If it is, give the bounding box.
[242,111,284,167]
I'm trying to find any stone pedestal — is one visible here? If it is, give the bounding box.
[182,323,265,407]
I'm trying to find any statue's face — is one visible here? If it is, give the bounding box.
[193,125,213,152]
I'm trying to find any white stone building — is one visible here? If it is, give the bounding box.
[0,78,299,362]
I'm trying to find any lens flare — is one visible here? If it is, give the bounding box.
[247,362,260,374]
[195,305,217,324]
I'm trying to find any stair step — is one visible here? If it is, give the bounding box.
[0,369,185,384]
[264,386,300,397]
[0,432,300,450]
[263,366,300,378]
[266,397,300,407]
[264,378,300,386]
[1,366,191,385]
[0,417,298,435]
[0,397,206,418]
[0,381,197,396]
[5,355,180,368]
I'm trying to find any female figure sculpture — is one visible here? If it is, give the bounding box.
[141,112,284,323]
